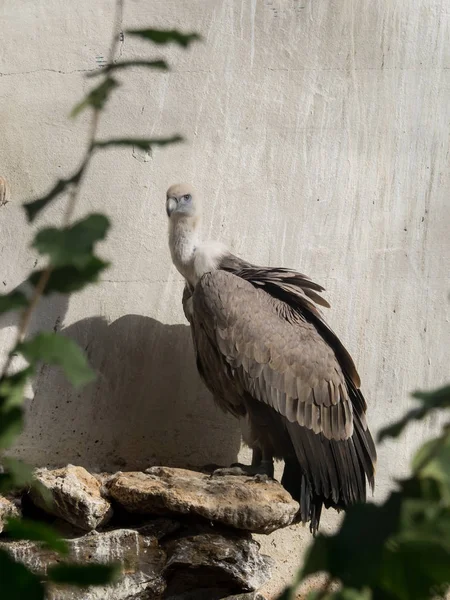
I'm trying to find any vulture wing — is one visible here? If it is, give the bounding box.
[189,261,376,532]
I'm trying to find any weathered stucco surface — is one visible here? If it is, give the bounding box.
[1,0,449,596]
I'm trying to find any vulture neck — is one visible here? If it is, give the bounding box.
[169,216,227,287]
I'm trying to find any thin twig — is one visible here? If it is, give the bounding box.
[0,0,124,380]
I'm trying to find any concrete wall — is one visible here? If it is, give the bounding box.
[1,0,449,596]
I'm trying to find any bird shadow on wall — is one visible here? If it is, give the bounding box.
[13,312,242,472]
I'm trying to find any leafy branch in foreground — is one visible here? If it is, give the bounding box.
[0,0,200,596]
[378,385,450,442]
[278,383,450,600]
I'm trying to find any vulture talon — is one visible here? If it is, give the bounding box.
[211,466,249,477]
[215,461,275,478]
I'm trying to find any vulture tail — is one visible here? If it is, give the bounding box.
[281,458,323,534]
[283,410,376,534]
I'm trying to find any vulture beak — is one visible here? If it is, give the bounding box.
[166,197,178,217]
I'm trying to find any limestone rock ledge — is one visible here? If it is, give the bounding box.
[0,464,298,599]
[107,466,299,534]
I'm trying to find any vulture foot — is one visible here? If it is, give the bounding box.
[212,460,274,479]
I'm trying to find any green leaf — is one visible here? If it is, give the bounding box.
[71,77,119,118]
[0,291,28,315]
[0,458,52,505]
[413,386,450,406]
[302,495,402,589]
[0,367,34,409]
[126,28,201,47]
[396,495,450,546]
[0,407,24,450]
[23,162,86,222]
[380,538,450,600]
[412,433,450,501]
[5,518,69,555]
[378,385,450,442]
[30,257,109,294]
[48,563,120,587]
[32,214,110,269]
[0,548,45,600]
[0,458,52,507]
[87,59,169,77]
[301,533,331,578]
[399,475,443,504]
[16,332,95,387]
[0,458,34,492]
[94,135,183,151]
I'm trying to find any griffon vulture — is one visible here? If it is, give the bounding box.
[166,183,376,532]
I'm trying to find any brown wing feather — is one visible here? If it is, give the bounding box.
[194,269,353,441]
[220,254,361,388]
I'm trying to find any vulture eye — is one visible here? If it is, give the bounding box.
[184,194,192,202]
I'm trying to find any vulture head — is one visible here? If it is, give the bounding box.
[166,183,227,286]
[166,183,200,220]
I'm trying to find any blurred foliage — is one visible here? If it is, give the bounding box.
[278,384,450,600]
[0,4,200,597]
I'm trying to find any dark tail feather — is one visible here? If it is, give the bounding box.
[282,458,323,534]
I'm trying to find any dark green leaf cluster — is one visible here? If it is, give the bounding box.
[278,385,450,600]
[28,212,111,294]
[0,21,199,597]
[16,333,95,387]
[32,214,109,268]
[0,291,28,315]
[379,385,450,442]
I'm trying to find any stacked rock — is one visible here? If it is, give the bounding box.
[0,465,300,599]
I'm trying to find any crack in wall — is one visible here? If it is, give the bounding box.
[0,67,98,77]
[2,65,443,79]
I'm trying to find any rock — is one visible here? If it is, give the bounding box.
[0,496,20,533]
[30,465,112,531]
[0,528,166,599]
[135,518,181,540]
[107,467,298,534]
[163,531,273,597]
